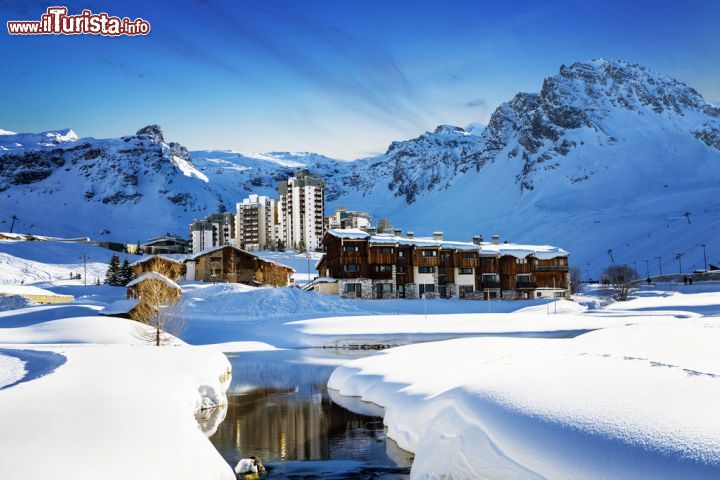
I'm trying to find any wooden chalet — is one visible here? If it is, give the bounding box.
[131,255,185,281]
[316,229,570,300]
[185,245,294,287]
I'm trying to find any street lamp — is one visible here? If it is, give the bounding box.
[697,243,708,272]
[674,253,684,275]
[79,254,90,286]
[654,256,662,276]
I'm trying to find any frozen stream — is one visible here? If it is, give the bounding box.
[205,348,413,478]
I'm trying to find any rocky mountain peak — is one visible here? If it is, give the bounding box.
[136,125,165,143]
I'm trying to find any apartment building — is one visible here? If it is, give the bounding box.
[315,229,570,300]
[326,206,372,230]
[236,194,278,250]
[278,170,325,251]
[189,212,236,254]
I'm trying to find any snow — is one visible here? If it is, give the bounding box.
[0,314,234,479]
[0,240,137,285]
[126,271,181,290]
[99,298,140,315]
[171,154,209,182]
[329,317,720,478]
[3,241,720,477]
[325,229,568,258]
[0,284,65,297]
[129,254,183,267]
[0,128,78,152]
[0,352,25,389]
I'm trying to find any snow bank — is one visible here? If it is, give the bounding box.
[0,352,25,389]
[329,320,720,479]
[0,316,168,345]
[0,314,233,479]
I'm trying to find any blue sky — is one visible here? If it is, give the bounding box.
[1,0,719,159]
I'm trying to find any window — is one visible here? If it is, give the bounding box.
[481,257,495,265]
[459,267,473,275]
[463,253,477,259]
[375,265,392,272]
[344,264,359,273]
[516,257,528,264]
[344,283,360,293]
[376,283,393,293]
[418,266,434,274]
[419,284,435,295]
[398,250,404,257]
[396,265,405,274]
[421,250,437,257]
[343,245,358,253]
[378,247,392,254]
[459,285,474,297]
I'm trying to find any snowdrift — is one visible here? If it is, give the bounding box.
[329,320,720,479]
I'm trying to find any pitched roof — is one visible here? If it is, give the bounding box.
[188,245,295,272]
[324,229,568,259]
[129,255,184,267]
[126,272,181,290]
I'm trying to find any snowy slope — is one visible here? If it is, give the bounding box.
[0,128,78,152]
[2,60,718,275]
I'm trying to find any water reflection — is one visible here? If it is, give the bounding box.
[207,348,413,478]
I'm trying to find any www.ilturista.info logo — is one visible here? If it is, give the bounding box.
[7,6,150,36]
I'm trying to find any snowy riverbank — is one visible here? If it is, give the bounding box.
[0,316,236,480]
[328,288,720,479]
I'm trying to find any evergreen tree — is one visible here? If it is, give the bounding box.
[297,239,307,253]
[276,239,285,252]
[105,255,121,285]
[118,259,136,286]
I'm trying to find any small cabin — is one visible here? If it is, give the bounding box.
[131,255,185,281]
[186,246,294,287]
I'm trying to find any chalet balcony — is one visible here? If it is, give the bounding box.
[481,281,501,289]
[533,265,569,272]
[516,281,537,289]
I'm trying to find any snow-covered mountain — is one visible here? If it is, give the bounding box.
[0,128,78,152]
[1,59,719,275]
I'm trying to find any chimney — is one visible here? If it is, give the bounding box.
[472,235,483,245]
[393,228,402,237]
[491,234,500,245]
[432,231,443,241]
[407,231,414,238]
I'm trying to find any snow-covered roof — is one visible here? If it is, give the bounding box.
[301,277,337,292]
[325,229,568,259]
[126,272,181,290]
[188,245,295,272]
[130,255,184,267]
[143,236,186,246]
[0,284,65,297]
[99,298,140,315]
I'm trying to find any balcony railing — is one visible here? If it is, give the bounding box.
[533,265,569,272]
[481,281,501,289]
[516,281,537,289]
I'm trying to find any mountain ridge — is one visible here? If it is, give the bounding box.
[2,58,719,275]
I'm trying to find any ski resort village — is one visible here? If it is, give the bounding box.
[2,8,720,477]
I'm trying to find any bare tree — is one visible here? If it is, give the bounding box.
[569,267,583,295]
[602,264,638,301]
[130,277,184,346]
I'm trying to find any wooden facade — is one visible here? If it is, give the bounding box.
[188,246,293,287]
[131,256,185,281]
[318,230,570,300]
